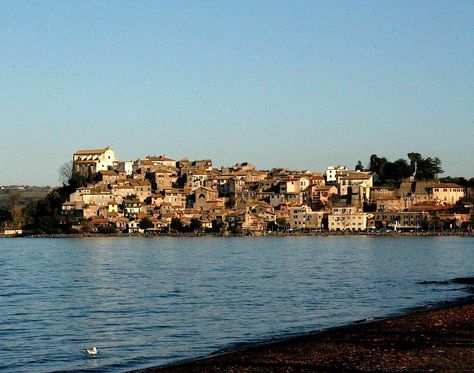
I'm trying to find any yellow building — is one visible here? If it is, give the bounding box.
[426,183,464,205]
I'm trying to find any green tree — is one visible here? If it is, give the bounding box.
[355,160,364,171]
[439,177,468,187]
[190,218,202,232]
[382,159,412,182]
[369,154,387,181]
[22,161,97,233]
[415,157,443,180]
[407,152,422,174]
[81,220,92,233]
[170,218,182,232]
[9,190,23,229]
[139,217,154,233]
[0,208,12,228]
[432,157,443,177]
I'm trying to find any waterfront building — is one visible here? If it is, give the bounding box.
[373,212,429,230]
[328,212,370,231]
[328,206,369,231]
[288,205,324,231]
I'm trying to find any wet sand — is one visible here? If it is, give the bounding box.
[134,298,474,372]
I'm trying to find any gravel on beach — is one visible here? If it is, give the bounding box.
[135,299,474,372]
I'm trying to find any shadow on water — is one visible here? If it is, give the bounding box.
[418,276,474,295]
[418,277,474,285]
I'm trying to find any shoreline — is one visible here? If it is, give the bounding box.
[132,295,474,372]
[2,231,473,238]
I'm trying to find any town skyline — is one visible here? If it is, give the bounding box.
[2,145,473,187]
[2,145,471,236]
[1,2,473,185]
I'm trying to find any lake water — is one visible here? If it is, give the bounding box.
[1,236,473,372]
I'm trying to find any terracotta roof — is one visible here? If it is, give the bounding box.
[339,174,372,180]
[408,204,454,212]
[73,160,98,164]
[100,170,117,176]
[74,147,112,155]
[427,183,464,189]
[147,155,176,162]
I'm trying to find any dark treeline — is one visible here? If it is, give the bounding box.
[356,153,474,187]
[1,164,94,233]
[356,152,446,185]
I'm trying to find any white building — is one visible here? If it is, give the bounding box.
[188,171,209,191]
[337,171,373,196]
[328,206,370,231]
[325,165,348,183]
[73,147,117,175]
[117,161,133,176]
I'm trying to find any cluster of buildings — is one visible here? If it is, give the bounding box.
[60,147,472,234]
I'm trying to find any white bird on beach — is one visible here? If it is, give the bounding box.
[85,347,98,355]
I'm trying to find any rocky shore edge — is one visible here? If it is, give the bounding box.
[131,296,474,372]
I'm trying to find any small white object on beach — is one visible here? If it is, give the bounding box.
[85,347,98,355]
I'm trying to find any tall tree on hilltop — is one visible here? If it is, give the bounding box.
[369,154,387,181]
[407,152,422,175]
[382,159,412,181]
[367,153,443,184]
[415,157,443,180]
[355,161,364,171]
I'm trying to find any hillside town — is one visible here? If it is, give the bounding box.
[2,147,473,236]
[63,146,474,234]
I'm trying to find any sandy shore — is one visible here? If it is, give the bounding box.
[133,298,474,372]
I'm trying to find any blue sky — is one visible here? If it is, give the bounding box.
[1,1,473,185]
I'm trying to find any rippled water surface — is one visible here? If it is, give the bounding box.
[1,236,473,372]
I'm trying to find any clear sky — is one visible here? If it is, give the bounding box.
[1,1,473,186]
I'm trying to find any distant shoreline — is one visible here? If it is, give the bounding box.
[1,231,473,238]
